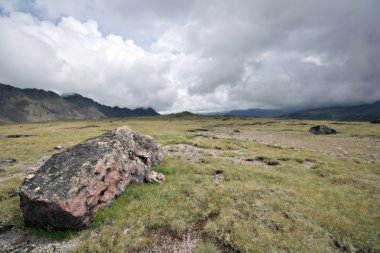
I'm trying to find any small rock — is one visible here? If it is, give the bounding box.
[54,145,64,150]
[145,171,166,184]
[309,125,338,135]
[214,169,224,175]
[8,244,34,253]
[0,158,17,164]
[213,169,224,182]
[25,174,35,180]
[0,222,14,233]
[266,160,280,166]
[10,233,27,244]
[233,129,241,133]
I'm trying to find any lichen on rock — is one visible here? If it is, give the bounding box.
[19,126,165,230]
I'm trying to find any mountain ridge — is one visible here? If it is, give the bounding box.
[207,101,380,121]
[0,83,159,123]
[281,101,380,121]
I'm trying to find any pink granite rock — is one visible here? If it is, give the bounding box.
[19,126,164,230]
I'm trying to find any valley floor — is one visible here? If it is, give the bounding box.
[0,116,379,252]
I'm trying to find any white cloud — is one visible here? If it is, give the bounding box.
[0,12,176,110]
[0,0,379,112]
[302,56,326,66]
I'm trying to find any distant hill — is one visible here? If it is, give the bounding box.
[222,108,296,117]
[282,101,380,121]
[207,101,380,121]
[0,83,159,123]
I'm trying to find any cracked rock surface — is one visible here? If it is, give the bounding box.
[19,126,164,230]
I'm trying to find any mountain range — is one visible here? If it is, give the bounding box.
[282,101,380,121]
[220,108,295,117]
[1,83,379,123]
[211,101,380,121]
[0,83,159,123]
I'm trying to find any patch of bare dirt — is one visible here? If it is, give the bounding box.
[210,127,380,162]
[143,212,220,253]
[0,230,81,253]
[192,134,210,141]
[303,161,316,169]
[0,155,50,183]
[0,158,17,164]
[163,144,269,167]
[164,144,204,163]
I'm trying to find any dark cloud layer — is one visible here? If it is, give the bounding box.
[0,0,379,113]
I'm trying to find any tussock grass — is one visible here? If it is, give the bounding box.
[0,116,379,252]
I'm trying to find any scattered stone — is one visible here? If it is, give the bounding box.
[0,222,14,233]
[266,160,280,166]
[233,129,241,133]
[309,125,338,135]
[19,126,165,230]
[0,158,16,164]
[303,161,316,169]
[371,119,380,124]
[214,169,224,175]
[145,171,166,184]
[7,244,35,253]
[10,233,27,245]
[54,145,64,150]
[213,169,224,182]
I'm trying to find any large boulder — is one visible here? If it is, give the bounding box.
[19,126,164,230]
[309,125,338,135]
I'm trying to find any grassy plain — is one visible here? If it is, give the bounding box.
[0,115,379,252]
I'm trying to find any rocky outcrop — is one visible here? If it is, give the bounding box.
[19,126,164,230]
[309,125,338,135]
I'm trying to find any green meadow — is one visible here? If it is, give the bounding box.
[0,115,379,252]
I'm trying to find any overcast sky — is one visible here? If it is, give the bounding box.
[0,0,379,113]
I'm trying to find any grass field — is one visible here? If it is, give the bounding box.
[0,116,379,252]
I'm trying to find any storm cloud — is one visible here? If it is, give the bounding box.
[0,0,379,113]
